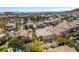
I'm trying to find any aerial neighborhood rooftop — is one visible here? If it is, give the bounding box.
[0,8,79,52]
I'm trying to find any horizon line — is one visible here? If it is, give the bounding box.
[0,7,77,12]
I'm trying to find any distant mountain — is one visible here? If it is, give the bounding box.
[64,8,79,13]
[71,8,79,11]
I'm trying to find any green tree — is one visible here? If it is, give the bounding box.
[0,21,6,28]
[64,15,70,21]
[8,38,25,51]
[56,37,74,47]
[16,23,21,29]
[25,40,44,52]
[0,41,9,52]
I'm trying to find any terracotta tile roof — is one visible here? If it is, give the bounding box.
[15,30,28,37]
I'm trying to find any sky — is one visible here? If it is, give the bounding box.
[0,7,76,12]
